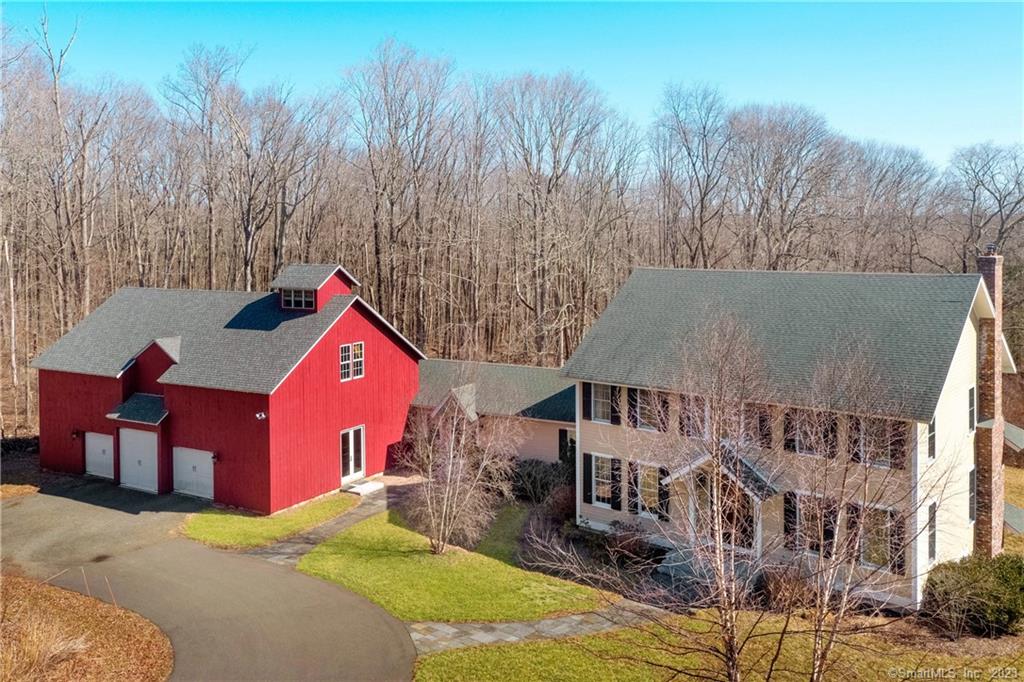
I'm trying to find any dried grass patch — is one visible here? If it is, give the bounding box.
[0,574,172,681]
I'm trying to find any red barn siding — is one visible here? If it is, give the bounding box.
[268,302,419,512]
[123,343,175,395]
[164,384,272,513]
[315,272,354,311]
[37,369,124,475]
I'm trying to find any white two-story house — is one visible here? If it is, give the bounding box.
[562,248,1014,607]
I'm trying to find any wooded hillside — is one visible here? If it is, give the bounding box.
[2,22,1022,434]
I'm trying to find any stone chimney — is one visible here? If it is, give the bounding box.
[975,243,1005,557]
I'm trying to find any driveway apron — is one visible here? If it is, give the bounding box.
[1,477,416,681]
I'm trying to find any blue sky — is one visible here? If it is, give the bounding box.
[3,2,1021,165]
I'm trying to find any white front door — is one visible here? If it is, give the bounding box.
[173,447,214,499]
[340,426,365,484]
[119,428,158,493]
[84,432,114,479]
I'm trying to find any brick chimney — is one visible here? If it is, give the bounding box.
[975,243,1005,557]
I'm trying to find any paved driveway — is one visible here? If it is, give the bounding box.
[1,476,415,681]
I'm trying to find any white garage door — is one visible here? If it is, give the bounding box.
[119,428,158,493]
[84,432,114,479]
[173,447,214,500]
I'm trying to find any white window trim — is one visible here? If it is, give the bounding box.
[927,417,936,460]
[340,344,353,382]
[635,464,661,520]
[591,453,614,510]
[968,467,977,525]
[636,389,660,432]
[340,424,366,484]
[968,386,977,433]
[352,341,365,379]
[591,384,613,425]
[791,492,838,557]
[281,288,315,310]
[853,501,899,571]
[340,342,365,382]
[926,498,938,566]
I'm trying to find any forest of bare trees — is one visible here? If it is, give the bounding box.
[2,19,1023,435]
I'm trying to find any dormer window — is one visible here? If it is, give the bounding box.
[281,289,314,310]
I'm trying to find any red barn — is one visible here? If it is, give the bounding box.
[30,264,423,514]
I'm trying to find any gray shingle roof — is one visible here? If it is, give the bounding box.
[414,359,575,423]
[270,264,359,290]
[31,288,359,394]
[107,393,168,425]
[563,268,986,421]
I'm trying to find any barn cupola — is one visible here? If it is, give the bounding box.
[270,264,360,313]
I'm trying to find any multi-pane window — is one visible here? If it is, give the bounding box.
[340,342,365,381]
[800,496,838,556]
[745,404,773,449]
[637,389,661,431]
[680,395,705,439]
[783,411,838,458]
[352,342,365,379]
[592,455,614,507]
[928,502,938,562]
[850,417,907,469]
[968,387,976,431]
[969,468,977,522]
[282,289,314,310]
[861,507,894,568]
[592,384,613,423]
[637,466,661,518]
[928,417,936,459]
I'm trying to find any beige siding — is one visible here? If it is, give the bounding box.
[516,419,571,463]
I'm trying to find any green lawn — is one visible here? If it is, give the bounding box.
[414,614,1024,682]
[1006,466,1024,507]
[298,510,605,622]
[475,504,530,565]
[183,492,359,548]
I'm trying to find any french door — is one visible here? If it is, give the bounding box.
[340,426,365,483]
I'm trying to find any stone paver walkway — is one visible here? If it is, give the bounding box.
[408,600,661,654]
[245,489,388,565]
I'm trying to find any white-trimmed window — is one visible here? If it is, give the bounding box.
[282,289,315,310]
[680,395,705,439]
[783,409,817,456]
[928,501,938,563]
[636,465,660,519]
[352,342,365,379]
[850,417,907,469]
[861,507,894,568]
[968,387,976,431]
[592,454,614,508]
[969,468,977,522]
[592,384,613,423]
[928,417,936,459]
[637,389,660,431]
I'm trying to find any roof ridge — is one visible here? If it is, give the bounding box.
[631,267,980,279]
[425,358,562,371]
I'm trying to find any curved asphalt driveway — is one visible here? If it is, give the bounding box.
[1,477,415,681]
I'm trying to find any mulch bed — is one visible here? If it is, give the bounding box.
[0,574,173,681]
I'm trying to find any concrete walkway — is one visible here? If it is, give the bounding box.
[246,488,389,565]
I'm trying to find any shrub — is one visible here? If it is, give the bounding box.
[754,564,816,612]
[513,459,572,503]
[544,484,577,523]
[922,553,1024,639]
